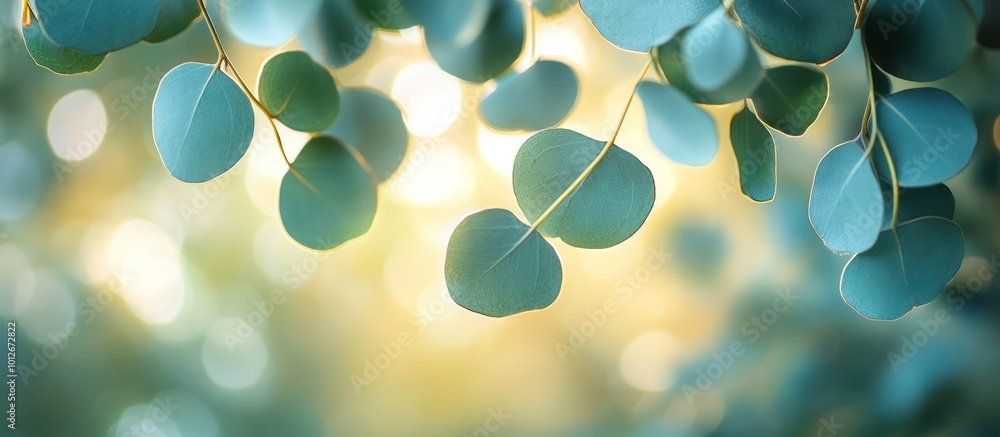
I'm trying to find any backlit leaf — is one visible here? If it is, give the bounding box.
[481,60,579,131]
[734,0,856,64]
[299,0,372,67]
[225,0,321,47]
[22,17,106,75]
[750,65,829,137]
[258,51,340,133]
[654,27,762,105]
[144,0,201,43]
[580,0,719,52]
[425,0,524,82]
[730,106,776,202]
[808,138,883,254]
[637,81,719,166]
[32,0,159,55]
[326,88,408,183]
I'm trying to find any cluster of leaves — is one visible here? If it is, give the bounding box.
[21,0,999,320]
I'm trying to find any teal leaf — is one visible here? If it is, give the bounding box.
[734,0,856,64]
[872,88,977,188]
[512,129,655,249]
[23,17,106,75]
[326,88,408,183]
[407,0,491,42]
[637,81,719,166]
[864,0,977,82]
[32,0,160,55]
[445,209,562,317]
[881,184,955,230]
[979,0,1000,48]
[299,0,372,67]
[730,106,776,202]
[808,138,883,254]
[481,60,579,131]
[580,0,720,52]
[225,0,321,47]
[352,0,417,30]
[533,0,577,16]
[684,9,756,92]
[841,217,964,320]
[258,51,340,133]
[654,27,762,105]
[152,63,254,183]
[872,64,892,98]
[425,0,524,82]
[144,0,201,43]
[749,65,829,137]
[279,136,378,251]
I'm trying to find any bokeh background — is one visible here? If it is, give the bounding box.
[3,1,1000,436]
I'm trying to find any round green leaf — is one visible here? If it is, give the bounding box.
[580,0,720,52]
[144,0,201,43]
[407,0,491,42]
[425,0,524,83]
[872,88,977,188]
[881,183,955,230]
[481,60,579,131]
[637,81,719,166]
[445,209,562,318]
[258,51,340,133]
[325,88,408,183]
[864,0,977,82]
[683,9,753,92]
[353,0,417,30]
[279,136,378,251]
[808,138,883,254]
[299,0,372,67]
[512,129,655,249]
[225,0,321,47]
[841,217,964,320]
[654,27,762,105]
[152,62,254,183]
[734,0,856,64]
[533,0,577,16]
[730,106,776,202]
[32,0,160,55]
[749,65,829,137]
[23,17,106,75]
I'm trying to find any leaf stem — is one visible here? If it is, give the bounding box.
[860,12,898,229]
[526,58,652,235]
[21,0,30,27]
[195,0,313,190]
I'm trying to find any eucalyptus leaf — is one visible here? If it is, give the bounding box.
[872,88,977,188]
[808,138,883,254]
[353,0,416,30]
[326,88,408,183]
[152,63,254,183]
[683,9,757,93]
[750,65,829,137]
[533,0,577,16]
[259,51,340,132]
[425,0,524,83]
[730,106,776,202]
[637,81,719,166]
[654,27,762,105]
[872,65,892,99]
[299,0,372,67]
[734,0,856,64]
[32,0,160,55]
[841,217,964,320]
[481,60,579,131]
[225,0,322,47]
[279,136,378,251]
[513,129,654,249]
[23,17,106,75]
[144,0,201,43]
[580,0,720,52]
[445,208,562,317]
[881,184,955,230]
[407,0,491,42]
[864,0,977,82]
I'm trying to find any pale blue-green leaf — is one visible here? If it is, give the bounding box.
[407,0,491,42]
[279,136,377,251]
[873,88,977,188]
[512,129,654,249]
[749,65,829,136]
[881,183,955,230]
[481,60,578,131]
[654,27,762,105]
[299,0,372,67]
[841,217,964,320]
[734,0,856,63]
[152,63,254,183]
[808,139,883,254]
[683,9,751,92]
[326,88,408,183]
[258,51,340,132]
[637,81,719,166]
[23,17,106,75]
[580,0,720,52]
[864,0,977,82]
[225,0,321,47]
[144,0,201,43]
[445,209,562,317]
[32,0,159,55]
[425,0,524,82]
[730,106,776,202]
